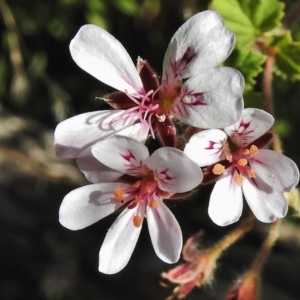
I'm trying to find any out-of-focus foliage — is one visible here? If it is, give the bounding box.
[211,0,284,47]
[212,0,300,89]
[225,48,266,91]
[1,1,300,300]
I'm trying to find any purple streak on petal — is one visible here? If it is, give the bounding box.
[120,149,136,162]
[170,47,196,78]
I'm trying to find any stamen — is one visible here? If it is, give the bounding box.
[249,145,259,155]
[134,195,143,203]
[113,188,124,201]
[149,199,159,209]
[237,158,248,166]
[242,148,250,156]
[132,180,141,188]
[234,174,244,186]
[225,152,233,163]
[133,215,143,227]
[212,164,225,175]
[247,168,256,178]
[156,114,166,122]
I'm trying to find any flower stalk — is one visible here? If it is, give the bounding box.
[162,215,255,299]
[225,219,280,300]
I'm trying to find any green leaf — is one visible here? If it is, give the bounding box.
[273,32,300,80]
[225,48,266,90]
[243,90,264,108]
[112,0,139,16]
[211,0,255,47]
[211,0,284,47]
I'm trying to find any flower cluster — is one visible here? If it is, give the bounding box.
[55,10,299,274]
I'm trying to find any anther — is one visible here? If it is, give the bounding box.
[133,215,143,227]
[247,168,256,178]
[212,164,225,175]
[156,114,166,122]
[149,199,159,209]
[242,148,250,156]
[225,152,233,162]
[113,188,124,201]
[132,180,141,188]
[237,158,248,166]
[249,145,259,155]
[234,174,244,185]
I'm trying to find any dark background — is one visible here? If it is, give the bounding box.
[1,0,300,299]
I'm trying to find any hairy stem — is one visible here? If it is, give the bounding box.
[263,47,282,153]
[208,215,255,259]
[250,220,280,275]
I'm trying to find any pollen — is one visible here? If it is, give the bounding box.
[113,188,124,201]
[133,215,143,227]
[156,114,166,122]
[134,195,143,203]
[212,164,225,175]
[132,180,141,188]
[247,168,256,178]
[234,174,244,186]
[225,152,233,162]
[249,145,259,155]
[149,199,159,209]
[237,158,248,166]
[242,148,250,156]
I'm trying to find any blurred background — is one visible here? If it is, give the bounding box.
[1,0,300,299]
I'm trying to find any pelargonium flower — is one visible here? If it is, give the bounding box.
[55,10,244,172]
[59,135,203,274]
[184,108,299,226]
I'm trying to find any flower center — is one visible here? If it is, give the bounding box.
[112,172,160,227]
[212,145,259,185]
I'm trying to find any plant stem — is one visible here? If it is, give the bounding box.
[262,47,282,153]
[208,215,255,259]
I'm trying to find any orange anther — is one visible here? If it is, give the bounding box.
[133,215,143,227]
[113,188,124,201]
[237,158,248,166]
[242,148,250,156]
[212,164,225,175]
[132,180,141,188]
[234,174,244,186]
[149,199,159,209]
[225,152,233,162]
[247,168,256,178]
[249,145,259,155]
[134,195,142,203]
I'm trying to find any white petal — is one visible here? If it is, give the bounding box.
[184,129,227,167]
[76,147,122,183]
[59,182,129,230]
[117,122,149,143]
[250,149,299,192]
[99,203,144,274]
[163,10,235,80]
[174,67,244,128]
[224,108,274,147]
[208,169,243,226]
[242,176,288,223]
[92,135,149,177]
[146,147,203,193]
[54,110,136,158]
[146,199,182,263]
[70,24,143,95]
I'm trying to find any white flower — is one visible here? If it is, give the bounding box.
[184,108,299,226]
[59,136,203,274]
[54,10,244,181]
